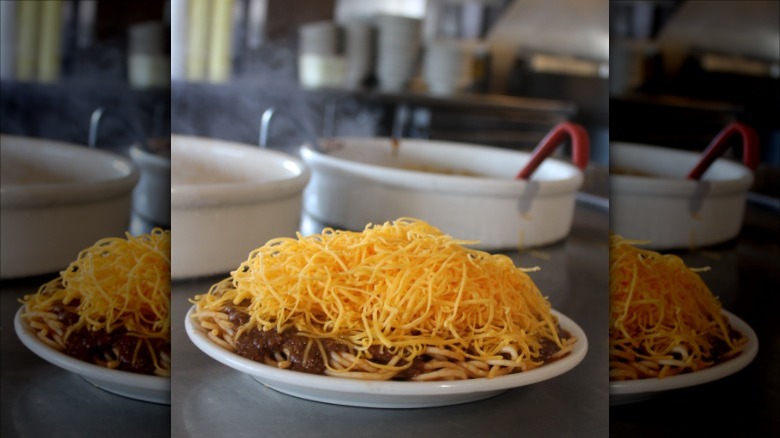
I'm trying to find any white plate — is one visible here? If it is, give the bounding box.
[14,307,171,405]
[609,310,758,405]
[185,305,588,408]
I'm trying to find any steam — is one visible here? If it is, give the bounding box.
[171,34,384,158]
[0,2,169,156]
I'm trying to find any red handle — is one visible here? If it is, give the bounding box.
[687,121,760,180]
[516,121,590,179]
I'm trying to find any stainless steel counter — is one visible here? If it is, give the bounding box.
[170,202,610,438]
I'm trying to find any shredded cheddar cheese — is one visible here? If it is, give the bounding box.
[609,234,745,380]
[21,229,171,375]
[193,218,571,379]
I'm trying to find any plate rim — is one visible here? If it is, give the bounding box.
[184,304,588,397]
[609,309,759,396]
[14,306,171,402]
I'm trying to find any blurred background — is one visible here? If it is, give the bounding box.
[0,0,171,154]
[610,0,779,198]
[0,0,172,234]
[166,0,610,189]
[1,0,777,200]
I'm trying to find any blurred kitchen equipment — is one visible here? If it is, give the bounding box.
[609,39,660,95]
[298,21,346,89]
[185,0,234,82]
[343,20,374,89]
[88,106,151,151]
[170,0,187,80]
[375,14,422,91]
[0,135,139,279]
[487,0,608,93]
[170,135,310,279]
[259,106,326,154]
[128,21,170,89]
[655,1,779,78]
[610,137,756,250]
[11,0,64,83]
[687,121,760,180]
[487,0,608,162]
[610,1,778,205]
[422,39,472,95]
[516,121,589,179]
[129,138,171,227]
[89,106,170,226]
[300,137,586,250]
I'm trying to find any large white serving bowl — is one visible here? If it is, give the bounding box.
[610,143,754,250]
[300,138,585,250]
[129,139,171,226]
[0,135,139,279]
[171,135,310,280]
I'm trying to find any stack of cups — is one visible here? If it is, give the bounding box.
[343,21,374,89]
[128,22,170,89]
[298,21,346,88]
[423,40,472,95]
[375,14,422,92]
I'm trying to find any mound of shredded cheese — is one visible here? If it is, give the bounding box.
[609,234,744,380]
[194,218,565,368]
[22,228,171,342]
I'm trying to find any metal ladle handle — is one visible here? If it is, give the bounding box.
[88,106,148,150]
[88,107,106,148]
[259,106,325,153]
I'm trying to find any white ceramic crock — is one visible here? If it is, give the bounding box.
[610,143,754,250]
[0,135,139,279]
[300,138,585,250]
[129,140,171,226]
[171,135,310,280]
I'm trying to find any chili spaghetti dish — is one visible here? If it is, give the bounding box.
[20,229,171,377]
[192,218,575,381]
[609,234,746,381]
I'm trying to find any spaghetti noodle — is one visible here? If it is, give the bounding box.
[192,218,574,381]
[609,234,746,380]
[21,229,171,376]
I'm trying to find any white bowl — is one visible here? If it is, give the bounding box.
[129,140,171,226]
[0,135,139,279]
[15,306,170,404]
[300,138,585,250]
[170,135,310,280]
[610,143,754,250]
[185,306,587,408]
